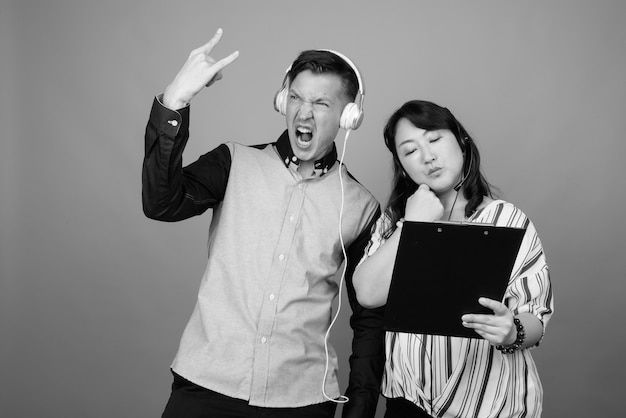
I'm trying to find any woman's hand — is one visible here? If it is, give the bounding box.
[404,184,443,222]
[461,297,517,346]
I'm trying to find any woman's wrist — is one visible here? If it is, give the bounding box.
[496,317,526,354]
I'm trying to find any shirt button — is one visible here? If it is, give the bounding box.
[261,336,267,344]
[289,215,296,222]
[269,293,275,301]
[167,120,178,127]
[278,254,285,260]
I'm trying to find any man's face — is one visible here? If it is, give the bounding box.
[285,70,350,167]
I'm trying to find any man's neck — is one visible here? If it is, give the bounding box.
[297,160,315,177]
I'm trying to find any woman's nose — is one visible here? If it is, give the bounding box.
[422,146,436,163]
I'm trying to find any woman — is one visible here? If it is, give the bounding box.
[353,100,554,418]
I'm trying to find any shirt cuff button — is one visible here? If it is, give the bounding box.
[167,120,179,127]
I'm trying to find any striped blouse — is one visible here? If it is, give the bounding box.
[359,200,554,418]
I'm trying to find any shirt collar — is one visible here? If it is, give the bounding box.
[274,130,337,176]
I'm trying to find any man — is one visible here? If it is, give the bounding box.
[143,29,384,418]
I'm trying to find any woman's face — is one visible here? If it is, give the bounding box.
[394,118,465,196]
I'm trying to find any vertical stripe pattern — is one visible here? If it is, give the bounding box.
[361,200,554,417]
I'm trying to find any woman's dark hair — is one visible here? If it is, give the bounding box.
[288,50,359,102]
[381,100,495,238]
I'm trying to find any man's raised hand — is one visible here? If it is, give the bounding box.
[162,28,240,110]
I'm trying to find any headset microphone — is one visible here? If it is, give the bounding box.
[454,138,471,191]
[453,175,466,192]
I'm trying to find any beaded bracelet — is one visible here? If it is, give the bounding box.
[496,317,526,354]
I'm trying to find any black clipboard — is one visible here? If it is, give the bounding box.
[383,220,526,338]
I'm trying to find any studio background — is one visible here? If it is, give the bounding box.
[2,1,624,417]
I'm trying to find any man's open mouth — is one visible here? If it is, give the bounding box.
[296,127,313,148]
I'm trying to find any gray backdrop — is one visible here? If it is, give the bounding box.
[2,1,625,417]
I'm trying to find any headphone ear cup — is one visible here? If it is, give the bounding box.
[461,136,469,150]
[274,87,288,115]
[340,102,363,130]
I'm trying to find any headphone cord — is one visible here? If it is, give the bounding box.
[321,129,351,404]
[447,190,460,221]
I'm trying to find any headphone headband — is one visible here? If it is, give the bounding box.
[317,49,365,98]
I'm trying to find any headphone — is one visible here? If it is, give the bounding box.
[454,126,471,191]
[274,50,365,405]
[273,49,365,130]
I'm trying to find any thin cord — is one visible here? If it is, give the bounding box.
[447,190,460,221]
[321,129,351,404]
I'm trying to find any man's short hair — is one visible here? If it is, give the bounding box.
[288,50,359,102]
